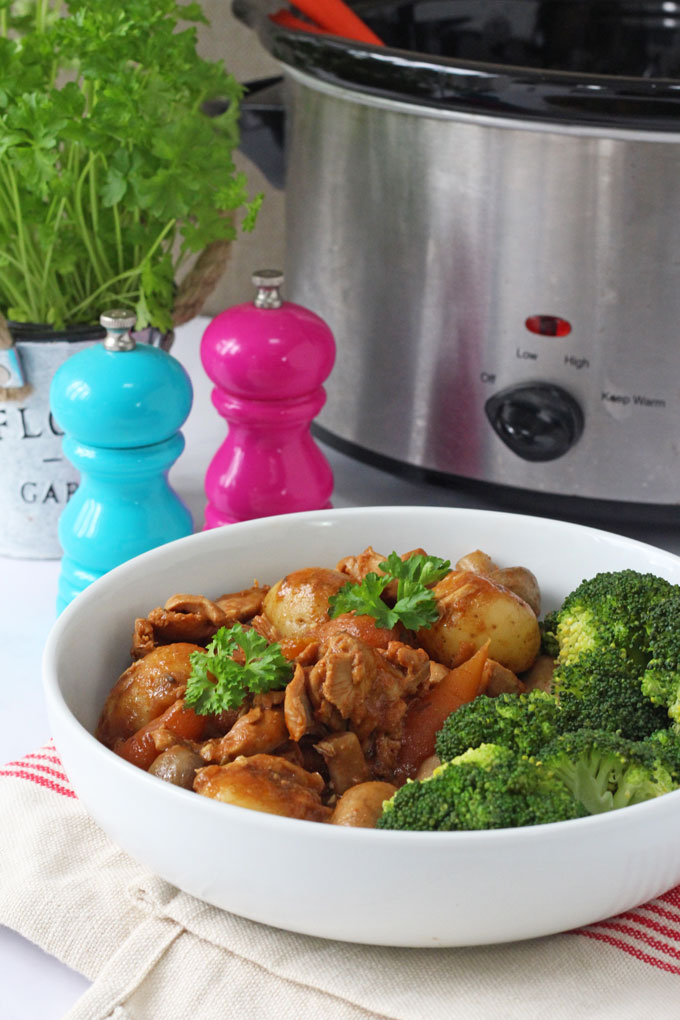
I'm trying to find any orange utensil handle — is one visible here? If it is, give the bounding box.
[271,9,333,35]
[287,0,384,46]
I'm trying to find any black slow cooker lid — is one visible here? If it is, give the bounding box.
[233,0,680,130]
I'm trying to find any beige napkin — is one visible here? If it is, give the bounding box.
[2,743,680,1020]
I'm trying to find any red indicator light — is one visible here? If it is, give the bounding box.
[525,315,572,338]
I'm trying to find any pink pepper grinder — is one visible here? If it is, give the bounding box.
[200,269,336,527]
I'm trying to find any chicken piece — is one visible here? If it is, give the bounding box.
[96,643,201,747]
[314,731,371,795]
[380,642,432,696]
[130,585,268,657]
[482,658,526,697]
[194,754,332,822]
[417,570,541,674]
[284,663,315,741]
[336,546,428,603]
[315,633,374,721]
[199,703,289,764]
[131,618,156,659]
[261,567,347,641]
[335,545,388,584]
[521,653,556,693]
[330,781,397,827]
[309,634,434,778]
[214,586,268,621]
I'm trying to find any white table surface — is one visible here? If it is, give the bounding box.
[2,315,680,1018]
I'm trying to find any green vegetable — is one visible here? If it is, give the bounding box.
[0,0,261,329]
[377,744,585,831]
[435,689,562,763]
[647,726,680,782]
[184,623,294,715]
[538,729,675,814]
[552,569,674,668]
[382,568,680,832]
[641,592,680,723]
[328,551,450,630]
[554,646,669,740]
[548,570,680,735]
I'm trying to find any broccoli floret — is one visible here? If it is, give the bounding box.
[540,610,560,658]
[553,647,669,741]
[377,743,585,831]
[435,690,561,763]
[647,727,680,782]
[554,570,674,668]
[538,729,675,814]
[642,592,680,723]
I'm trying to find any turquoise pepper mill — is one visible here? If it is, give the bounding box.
[50,309,193,613]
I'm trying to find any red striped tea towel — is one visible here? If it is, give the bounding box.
[1,743,680,1020]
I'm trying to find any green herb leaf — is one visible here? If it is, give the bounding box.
[184,623,294,716]
[0,0,260,328]
[328,573,398,629]
[379,551,451,589]
[328,552,451,631]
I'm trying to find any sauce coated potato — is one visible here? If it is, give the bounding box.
[194,754,331,822]
[262,567,347,641]
[417,571,540,674]
[96,642,202,747]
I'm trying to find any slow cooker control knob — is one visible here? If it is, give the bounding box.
[484,383,584,462]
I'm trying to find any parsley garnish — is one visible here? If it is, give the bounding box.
[328,552,451,630]
[184,623,294,715]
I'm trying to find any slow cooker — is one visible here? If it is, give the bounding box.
[233,0,680,517]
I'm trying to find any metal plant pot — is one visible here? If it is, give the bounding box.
[0,322,173,559]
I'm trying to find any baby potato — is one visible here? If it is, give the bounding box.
[416,571,540,674]
[262,567,347,641]
[96,642,202,748]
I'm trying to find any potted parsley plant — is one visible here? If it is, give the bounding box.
[0,0,261,558]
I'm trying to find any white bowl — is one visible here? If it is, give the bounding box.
[43,506,680,947]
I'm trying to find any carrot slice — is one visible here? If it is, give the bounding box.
[395,642,490,782]
[114,699,205,771]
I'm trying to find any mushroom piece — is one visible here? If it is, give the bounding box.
[149,745,205,789]
[130,585,269,657]
[330,781,398,827]
[199,699,289,765]
[314,731,371,795]
[454,549,541,617]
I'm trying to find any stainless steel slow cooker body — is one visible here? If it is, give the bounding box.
[235,0,680,510]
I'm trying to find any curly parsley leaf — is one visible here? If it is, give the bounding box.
[328,572,396,629]
[379,551,451,589]
[327,552,451,631]
[184,623,294,715]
